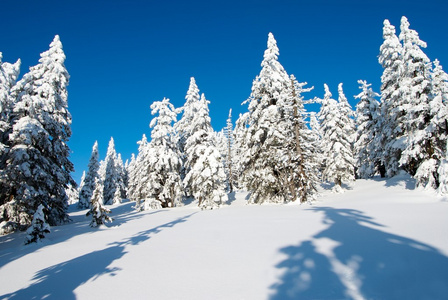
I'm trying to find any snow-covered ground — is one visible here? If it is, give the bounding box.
[1,173,448,299]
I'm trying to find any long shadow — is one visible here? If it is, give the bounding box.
[271,207,448,299]
[1,212,196,299]
[0,204,163,270]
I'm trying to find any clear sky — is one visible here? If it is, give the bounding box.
[1,0,448,183]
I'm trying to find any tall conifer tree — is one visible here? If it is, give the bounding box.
[1,35,74,230]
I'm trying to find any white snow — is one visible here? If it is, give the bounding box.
[1,174,448,299]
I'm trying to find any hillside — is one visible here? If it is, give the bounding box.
[1,173,447,299]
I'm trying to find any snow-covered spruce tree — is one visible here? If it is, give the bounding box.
[398,16,435,179]
[128,135,151,205]
[1,35,74,230]
[0,53,20,160]
[24,204,50,244]
[86,178,112,227]
[184,94,226,209]
[175,77,200,153]
[288,75,319,202]
[354,80,381,178]
[78,141,100,209]
[141,98,183,209]
[224,109,238,192]
[102,137,125,205]
[378,19,405,177]
[0,54,21,233]
[318,84,356,191]
[175,77,201,197]
[412,59,448,189]
[308,111,323,175]
[438,141,448,195]
[240,33,316,203]
[116,153,127,199]
[233,112,250,189]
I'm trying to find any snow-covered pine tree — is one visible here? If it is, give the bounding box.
[224,109,237,192]
[240,33,292,203]
[24,204,50,244]
[411,59,448,189]
[318,84,356,191]
[430,59,448,153]
[0,53,20,160]
[142,98,183,209]
[233,112,250,190]
[184,94,226,209]
[103,137,123,205]
[128,135,151,205]
[438,141,448,195]
[175,77,200,153]
[0,55,21,232]
[1,35,74,230]
[78,141,100,209]
[240,33,316,203]
[398,16,435,179]
[308,111,323,175]
[431,59,448,104]
[86,178,113,227]
[354,80,381,178]
[378,19,405,177]
[116,153,127,200]
[288,75,319,202]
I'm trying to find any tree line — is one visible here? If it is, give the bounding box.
[1,16,447,243]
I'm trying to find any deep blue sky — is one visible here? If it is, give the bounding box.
[1,0,447,183]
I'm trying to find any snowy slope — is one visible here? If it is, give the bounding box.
[1,174,447,299]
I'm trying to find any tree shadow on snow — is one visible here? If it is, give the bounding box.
[1,212,196,300]
[270,207,448,299]
[320,182,354,192]
[382,171,416,190]
[223,192,237,205]
[0,203,160,271]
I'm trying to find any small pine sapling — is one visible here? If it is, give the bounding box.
[87,179,113,227]
[24,204,50,245]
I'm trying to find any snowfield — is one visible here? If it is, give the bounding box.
[1,174,448,299]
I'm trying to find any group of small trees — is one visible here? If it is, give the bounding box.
[125,17,448,209]
[78,137,126,226]
[356,17,448,192]
[128,78,226,210]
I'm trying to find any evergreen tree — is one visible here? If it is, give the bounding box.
[1,35,74,230]
[78,141,100,209]
[240,33,316,203]
[233,112,250,190]
[0,53,20,161]
[24,204,50,244]
[128,135,150,204]
[318,84,355,191]
[438,141,448,195]
[378,19,404,177]
[224,109,237,192]
[175,77,201,153]
[398,16,434,176]
[116,153,127,199]
[184,94,226,209]
[142,98,183,209]
[103,137,123,205]
[0,55,21,232]
[288,75,319,202]
[87,178,113,227]
[308,111,323,176]
[240,33,294,203]
[354,80,381,178]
